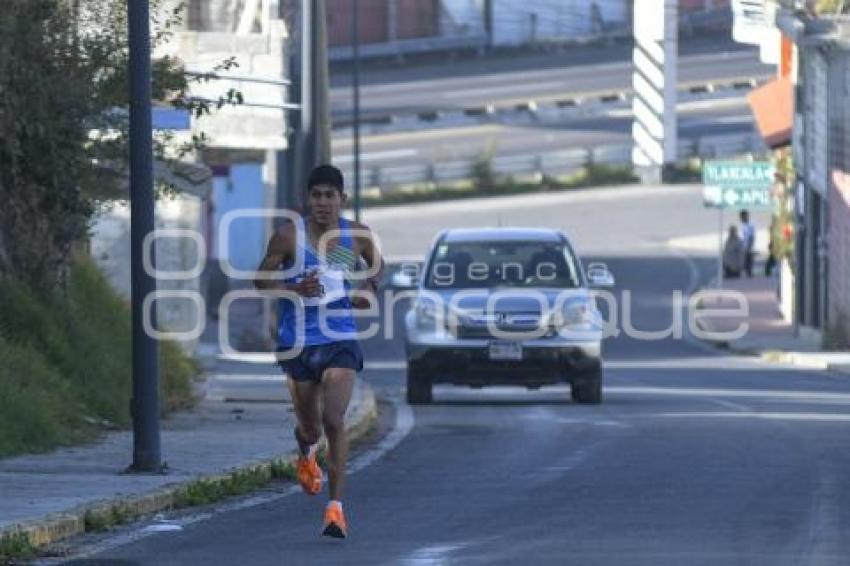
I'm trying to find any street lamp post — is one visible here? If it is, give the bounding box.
[127,0,162,472]
[352,0,362,222]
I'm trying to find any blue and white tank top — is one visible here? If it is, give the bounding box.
[277,217,359,347]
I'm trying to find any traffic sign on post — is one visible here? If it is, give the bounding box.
[702,160,775,210]
[702,160,776,292]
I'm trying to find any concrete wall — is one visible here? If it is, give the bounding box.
[327,0,633,49]
[488,0,628,45]
[397,0,440,39]
[90,192,207,354]
[326,0,441,46]
[328,0,390,46]
[155,0,289,152]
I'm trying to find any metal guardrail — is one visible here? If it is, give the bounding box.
[339,132,767,195]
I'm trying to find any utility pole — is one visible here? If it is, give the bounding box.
[127,0,162,472]
[313,0,332,164]
[352,0,362,221]
[281,48,303,212]
[484,0,494,52]
[296,0,314,199]
[631,0,678,184]
[294,0,331,204]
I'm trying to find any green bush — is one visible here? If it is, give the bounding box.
[360,162,639,208]
[160,339,200,413]
[0,337,91,458]
[0,257,200,458]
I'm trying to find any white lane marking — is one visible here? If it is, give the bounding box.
[53,395,415,563]
[400,543,469,565]
[605,386,850,403]
[335,148,418,163]
[656,412,850,423]
[603,359,751,369]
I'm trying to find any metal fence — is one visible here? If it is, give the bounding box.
[339,132,767,195]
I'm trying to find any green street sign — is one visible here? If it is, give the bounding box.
[702,160,775,210]
[703,161,774,188]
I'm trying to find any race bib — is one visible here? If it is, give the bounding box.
[300,265,347,307]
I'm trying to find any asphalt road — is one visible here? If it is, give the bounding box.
[329,39,770,178]
[66,186,850,565]
[330,42,771,118]
[332,95,754,170]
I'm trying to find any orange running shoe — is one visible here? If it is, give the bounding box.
[322,502,347,539]
[296,453,322,495]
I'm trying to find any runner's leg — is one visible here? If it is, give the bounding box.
[288,379,323,452]
[321,368,356,501]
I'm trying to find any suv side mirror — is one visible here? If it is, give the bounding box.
[390,263,422,289]
[391,272,420,289]
[586,262,615,288]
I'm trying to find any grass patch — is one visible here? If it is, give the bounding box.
[663,160,703,183]
[269,459,297,481]
[174,457,299,508]
[83,504,134,533]
[357,162,639,208]
[175,469,268,508]
[174,460,295,509]
[0,531,36,563]
[0,257,200,459]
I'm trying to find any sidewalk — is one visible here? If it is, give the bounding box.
[0,329,377,552]
[694,275,850,374]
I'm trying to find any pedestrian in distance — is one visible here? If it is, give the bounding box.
[254,164,384,539]
[739,209,756,278]
[722,225,744,279]
[764,240,777,277]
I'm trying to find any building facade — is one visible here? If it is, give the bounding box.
[776,6,850,343]
[322,0,730,59]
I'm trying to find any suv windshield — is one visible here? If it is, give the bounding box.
[425,240,581,290]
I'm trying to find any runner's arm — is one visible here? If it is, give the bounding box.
[254,224,290,290]
[255,223,323,296]
[350,222,384,308]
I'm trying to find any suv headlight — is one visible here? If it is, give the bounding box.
[549,300,598,336]
[415,300,439,327]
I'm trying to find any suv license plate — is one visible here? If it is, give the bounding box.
[489,341,523,361]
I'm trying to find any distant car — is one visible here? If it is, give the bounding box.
[396,228,613,405]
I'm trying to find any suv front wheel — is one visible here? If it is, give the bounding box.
[571,371,602,404]
[406,362,433,405]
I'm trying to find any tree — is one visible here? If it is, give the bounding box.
[0,0,239,291]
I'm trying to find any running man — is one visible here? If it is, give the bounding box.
[254,165,383,538]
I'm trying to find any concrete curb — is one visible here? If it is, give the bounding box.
[0,382,378,557]
[694,305,850,377]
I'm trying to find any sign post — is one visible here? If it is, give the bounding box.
[702,160,775,292]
